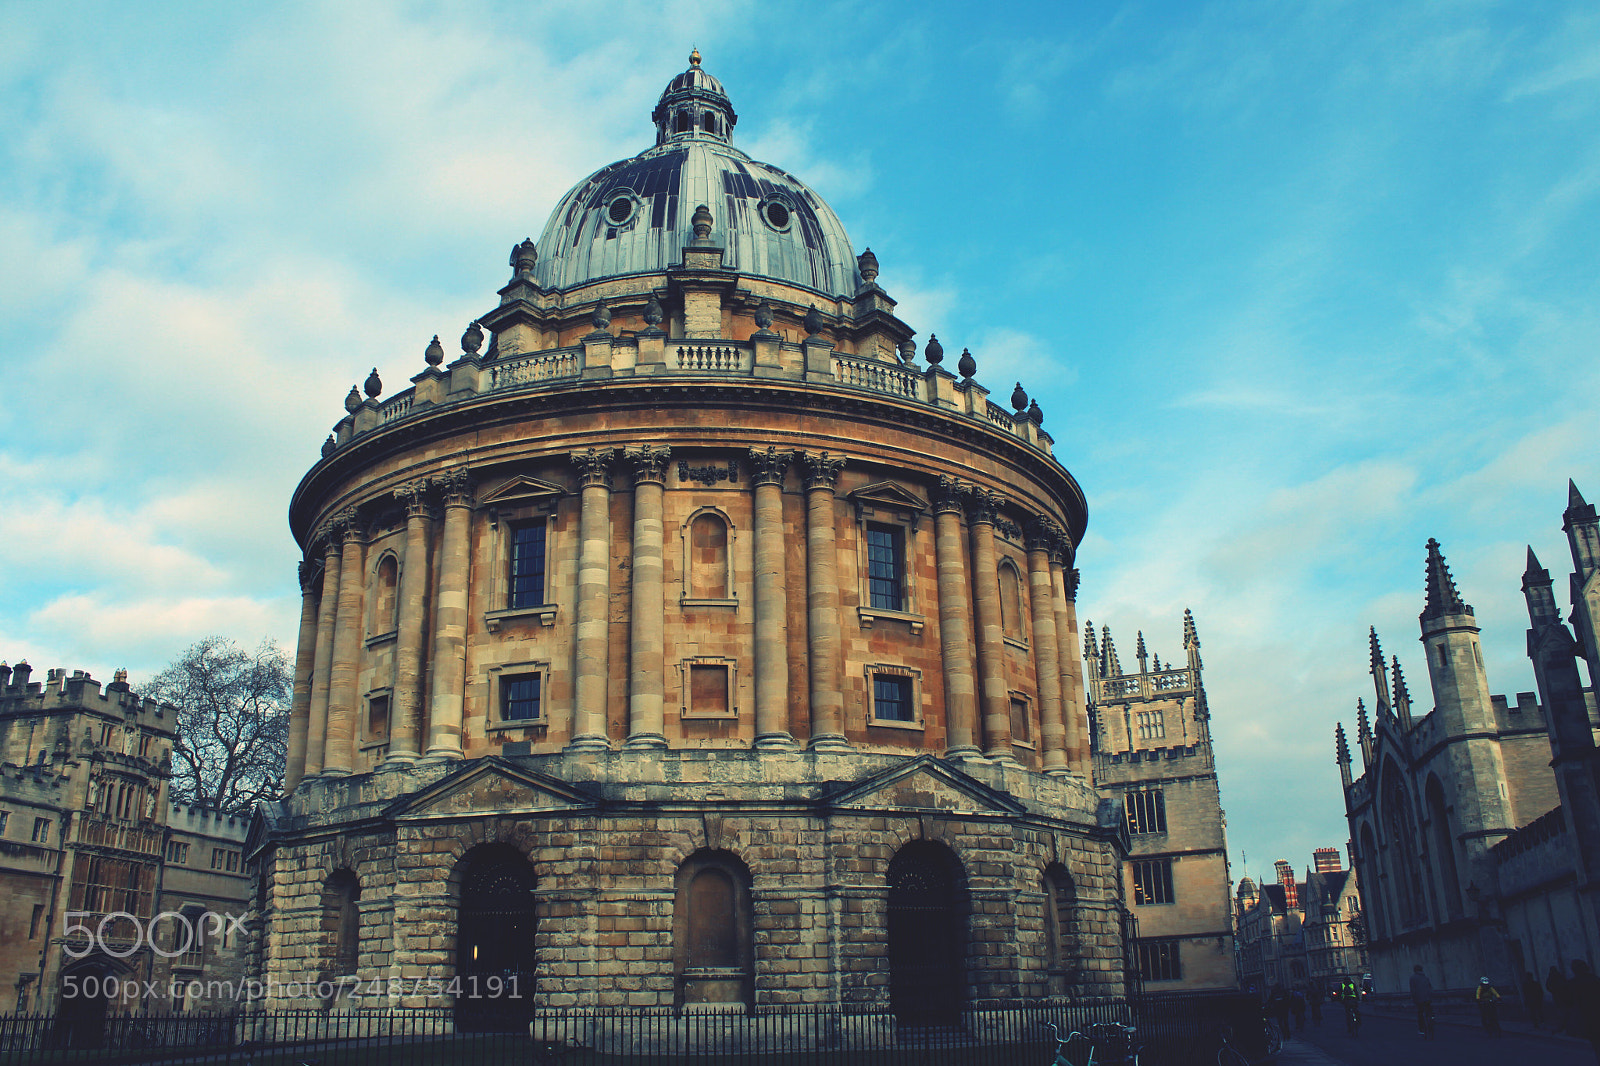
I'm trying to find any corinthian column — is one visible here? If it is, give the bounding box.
[799,451,849,751]
[1054,548,1089,775]
[387,479,432,765]
[305,531,342,776]
[568,448,615,752]
[284,560,319,791]
[324,510,367,776]
[424,469,473,761]
[749,446,794,750]
[933,478,981,761]
[625,446,670,749]
[967,488,1013,759]
[1027,518,1067,773]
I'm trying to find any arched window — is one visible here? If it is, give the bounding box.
[1381,764,1428,928]
[455,844,537,1031]
[702,112,717,134]
[673,849,753,1007]
[887,840,967,1024]
[1042,863,1077,993]
[371,554,398,635]
[999,560,1024,641]
[320,870,360,979]
[1426,776,1463,920]
[674,110,691,133]
[1358,822,1385,939]
[690,513,728,598]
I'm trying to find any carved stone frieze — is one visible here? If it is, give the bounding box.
[677,459,736,487]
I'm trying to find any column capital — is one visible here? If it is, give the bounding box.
[334,508,366,543]
[796,450,845,492]
[569,447,616,489]
[1066,567,1081,602]
[395,477,434,518]
[624,444,672,485]
[1025,516,1057,552]
[933,476,966,515]
[748,445,790,487]
[964,487,1003,525]
[297,558,320,593]
[436,467,475,508]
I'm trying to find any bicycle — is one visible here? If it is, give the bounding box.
[1417,1001,1436,1039]
[1261,1018,1282,1056]
[1216,1025,1249,1066]
[1042,1021,1142,1065]
[1342,1000,1361,1037]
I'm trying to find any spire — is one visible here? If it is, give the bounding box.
[1565,479,1599,576]
[1335,723,1351,768]
[1356,698,1373,765]
[1522,547,1560,627]
[1392,655,1412,728]
[1102,626,1122,678]
[1421,538,1471,621]
[1569,478,1588,514]
[1136,631,1149,674]
[1083,621,1100,683]
[1183,608,1199,648]
[1369,627,1391,717]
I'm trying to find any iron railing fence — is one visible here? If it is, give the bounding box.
[0,993,1270,1066]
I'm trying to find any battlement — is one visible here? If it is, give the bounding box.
[0,660,177,729]
[1089,667,1195,703]
[167,801,250,840]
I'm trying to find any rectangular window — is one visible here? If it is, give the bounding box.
[1136,711,1166,740]
[866,526,903,611]
[502,674,543,721]
[509,522,547,609]
[1125,790,1168,835]
[873,674,914,722]
[1136,939,1183,982]
[31,818,50,843]
[226,851,239,873]
[211,848,225,870]
[1132,858,1175,905]
[29,904,43,939]
[166,841,189,864]
[0,811,8,835]
[690,664,730,716]
[1010,697,1031,743]
[367,694,390,738]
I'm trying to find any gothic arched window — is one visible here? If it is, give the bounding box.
[1425,776,1463,920]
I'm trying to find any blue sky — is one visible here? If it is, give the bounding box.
[2,1,1598,886]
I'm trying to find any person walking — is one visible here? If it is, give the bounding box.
[1475,977,1502,1037]
[1290,988,1306,1033]
[1522,970,1546,1030]
[1550,964,1573,1034]
[1308,981,1323,1026]
[1568,959,1600,1065]
[1409,964,1435,1037]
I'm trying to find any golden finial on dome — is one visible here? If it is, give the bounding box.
[689,48,702,67]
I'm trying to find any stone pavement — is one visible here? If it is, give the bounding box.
[1272,1039,1346,1065]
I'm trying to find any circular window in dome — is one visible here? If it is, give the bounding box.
[605,191,639,227]
[759,195,794,232]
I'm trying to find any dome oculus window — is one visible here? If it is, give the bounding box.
[606,192,640,226]
[758,196,793,232]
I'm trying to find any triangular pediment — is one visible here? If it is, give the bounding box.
[480,475,565,507]
[388,757,595,821]
[848,481,926,514]
[821,755,1026,815]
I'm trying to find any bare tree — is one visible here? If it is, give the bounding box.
[144,636,290,815]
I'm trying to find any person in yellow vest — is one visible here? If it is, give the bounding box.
[1475,977,1503,1037]
[1339,979,1361,1037]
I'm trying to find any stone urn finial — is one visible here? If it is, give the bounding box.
[644,292,664,327]
[857,247,879,283]
[803,305,825,336]
[1010,382,1028,412]
[958,348,977,379]
[364,368,383,399]
[898,338,916,364]
[344,385,362,413]
[692,203,714,241]
[1028,399,1044,425]
[754,299,774,331]
[924,334,944,365]
[425,335,444,366]
[591,301,612,332]
[511,237,537,276]
[322,435,337,457]
[461,321,484,355]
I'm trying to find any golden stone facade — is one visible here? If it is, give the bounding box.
[254,55,1130,1016]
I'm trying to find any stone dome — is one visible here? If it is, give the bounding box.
[532,54,861,297]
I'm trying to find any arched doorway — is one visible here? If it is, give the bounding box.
[49,959,118,1050]
[455,844,537,1032]
[886,840,966,1026]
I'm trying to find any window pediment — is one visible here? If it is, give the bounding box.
[848,481,926,528]
[481,474,565,513]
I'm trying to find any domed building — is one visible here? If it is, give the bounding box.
[253,53,1128,1019]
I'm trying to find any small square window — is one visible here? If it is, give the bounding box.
[1010,697,1031,743]
[503,674,543,721]
[1132,858,1175,905]
[866,526,904,611]
[367,695,390,738]
[1135,938,1182,981]
[690,665,730,716]
[874,675,914,722]
[510,522,547,609]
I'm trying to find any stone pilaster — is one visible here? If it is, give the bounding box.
[933,478,981,760]
[569,448,615,751]
[305,530,342,776]
[387,479,432,765]
[799,451,849,751]
[625,446,670,749]
[1052,546,1088,776]
[967,488,1013,759]
[324,510,367,775]
[1027,519,1067,774]
[424,469,473,761]
[750,447,795,750]
[284,559,319,792]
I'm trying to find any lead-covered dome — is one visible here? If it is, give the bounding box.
[532,53,861,297]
